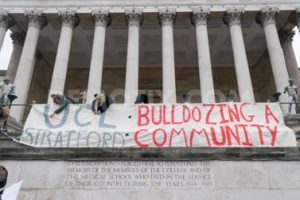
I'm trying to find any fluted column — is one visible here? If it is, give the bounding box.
[192,8,215,103]
[86,10,111,103]
[224,8,255,103]
[257,7,290,114]
[289,9,300,34]
[159,9,177,103]
[124,9,143,104]
[6,32,25,82]
[280,30,300,89]
[48,10,79,103]
[11,10,47,121]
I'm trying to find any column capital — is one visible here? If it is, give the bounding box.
[10,32,25,46]
[24,9,48,29]
[91,9,111,27]
[192,7,210,26]
[0,10,15,29]
[289,9,300,26]
[279,29,295,43]
[256,7,279,27]
[158,9,176,26]
[224,8,244,27]
[125,9,143,26]
[58,9,79,27]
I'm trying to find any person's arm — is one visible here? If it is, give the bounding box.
[91,100,97,113]
[0,84,4,97]
[54,97,69,114]
[10,85,16,94]
[284,86,287,94]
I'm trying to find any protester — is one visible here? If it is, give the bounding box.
[92,93,113,114]
[79,91,87,104]
[0,79,17,130]
[135,94,149,104]
[0,166,7,200]
[50,94,70,118]
[284,79,299,114]
[0,79,16,107]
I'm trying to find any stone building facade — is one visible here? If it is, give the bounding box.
[0,1,300,200]
[0,0,299,121]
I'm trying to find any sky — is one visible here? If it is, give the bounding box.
[0,28,299,70]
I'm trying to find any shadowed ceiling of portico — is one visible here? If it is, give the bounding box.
[11,11,293,69]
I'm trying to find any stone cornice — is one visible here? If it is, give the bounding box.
[125,8,143,27]
[58,9,79,27]
[158,8,176,26]
[256,7,279,27]
[0,145,300,161]
[91,9,111,27]
[24,9,48,29]
[224,8,244,27]
[0,0,299,13]
[192,7,210,26]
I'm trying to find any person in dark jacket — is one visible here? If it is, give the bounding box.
[135,94,149,104]
[50,94,70,118]
[92,93,113,114]
[0,166,7,200]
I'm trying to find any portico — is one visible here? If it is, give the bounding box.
[0,4,298,121]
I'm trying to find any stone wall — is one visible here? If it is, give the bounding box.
[0,159,299,200]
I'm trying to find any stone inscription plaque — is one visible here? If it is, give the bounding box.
[65,161,214,189]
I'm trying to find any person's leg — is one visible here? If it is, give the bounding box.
[289,103,292,114]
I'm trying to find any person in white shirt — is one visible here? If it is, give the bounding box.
[0,79,15,107]
[284,79,299,114]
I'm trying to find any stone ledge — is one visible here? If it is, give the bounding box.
[0,145,299,161]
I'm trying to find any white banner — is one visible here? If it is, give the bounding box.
[21,103,296,148]
[2,181,23,200]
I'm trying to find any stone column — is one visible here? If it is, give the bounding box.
[224,8,255,103]
[11,10,47,121]
[280,30,300,89]
[0,10,15,51]
[48,10,79,103]
[5,32,25,82]
[289,9,300,34]
[257,7,290,114]
[159,9,177,103]
[86,10,111,103]
[192,8,215,103]
[124,9,143,104]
